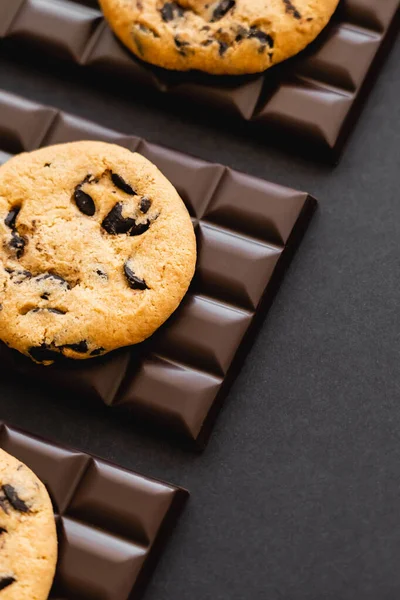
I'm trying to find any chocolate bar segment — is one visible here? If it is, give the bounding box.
[0,0,398,159]
[0,422,188,599]
[0,90,317,447]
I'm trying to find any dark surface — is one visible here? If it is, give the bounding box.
[0,90,316,448]
[0,423,187,599]
[0,0,399,160]
[0,22,399,600]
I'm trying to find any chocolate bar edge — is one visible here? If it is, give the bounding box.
[195,193,318,449]
[0,419,189,495]
[333,5,400,161]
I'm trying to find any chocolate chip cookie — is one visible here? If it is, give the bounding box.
[0,449,57,599]
[99,0,340,75]
[0,141,196,364]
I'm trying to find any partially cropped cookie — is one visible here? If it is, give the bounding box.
[0,449,57,599]
[0,141,196,364]
[99,0,340,75]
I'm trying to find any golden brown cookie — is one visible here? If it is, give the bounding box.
[99,0,340,75]
[0,141,196,364]
[0,449,57,599]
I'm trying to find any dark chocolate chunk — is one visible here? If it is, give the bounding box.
[74,187,96,217]
[35,273,70,288]
[0,577,15,591]
[130,220,151,236]
[211,0,235,22]
[90,347,105,356]
[102,203,135,234]
[174,36,190,49]
[63,341,88,353]
[124,263,148,290]
[282,0,301,19]
[96,268,108,278]
[4,206,20,229]
[160,2,183,22]
[9,231,26,258]
[248,27,274,47]
[2,485,29,512]
[140,197,151,213]
[28,344,60,363]
[111,173,136,195]
[31,308,66,315]
[218,41,228,56]
[235,25,247,42]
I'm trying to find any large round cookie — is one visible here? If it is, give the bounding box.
[99,0,340,75]
[0,449,57,599]
[0,141,196,365]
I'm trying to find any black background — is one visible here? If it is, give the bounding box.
[0,29,399,600]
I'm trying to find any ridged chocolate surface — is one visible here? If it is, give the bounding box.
[0,0,398,159]
[0,422,188,599]
[0,89,316,446]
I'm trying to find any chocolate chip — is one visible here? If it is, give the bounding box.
[0,527,7,534]
[35,273,70,288]
[140,197,151,213]
[211,0,235,21]
[248,27,274,47]
[90,347,105,356]
[44,162,51,167]
[102,203,135,235]
[96,268,108,278]
[130,220,151,236]
[174,36,190,48]
[160,2,183,21]
[282,0,301,19]
[28,344,60,363]
[40,292,50,300]
[201,39,213,46]
[0,577,15,591]
[235,25,247,42]
[124,263,148,290]
[31,308,66,315]
[9,231,26,258]
[2,485,29,513]
[4,206,20,229]
[218,41,228,56]
[111,173,136,195]
[74,187,96,217]
[63,341,88,353]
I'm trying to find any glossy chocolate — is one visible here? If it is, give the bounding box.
[0,0,398,160]
[0,422,188,599]
[0,89,316,447]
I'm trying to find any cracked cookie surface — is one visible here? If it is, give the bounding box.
[0,449,57,599]
[99,0,340,74]
[0,141,196,365]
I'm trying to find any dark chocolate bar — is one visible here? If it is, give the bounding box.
[0,0,398,160]
[0,89,316,447]
[0,422,188,599]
